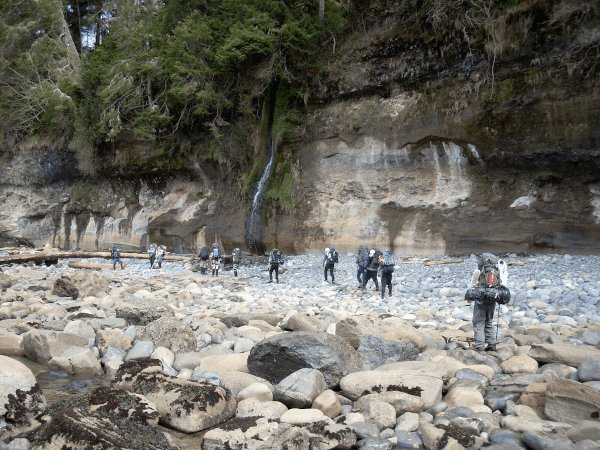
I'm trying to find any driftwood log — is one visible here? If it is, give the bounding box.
[67,261,128,270]
[423,259,465,266]
[0,251,190,265]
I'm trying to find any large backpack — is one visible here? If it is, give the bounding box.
[271,249,282,264]
[111,246,119,258]
[368,250,381,269]
[199,246,209,261]
[326,246,338,264]
[212,247,220,259]
[232,248,242,262]
[381,251,395,273]
[477,253,501,287]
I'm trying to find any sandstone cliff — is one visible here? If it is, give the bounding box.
[1,0,598,255]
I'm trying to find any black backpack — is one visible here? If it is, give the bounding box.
[271,249,282,264]
[368,250,381,269]
[326,246,338,264]
[199,246,209,261]
[381,251,395,273]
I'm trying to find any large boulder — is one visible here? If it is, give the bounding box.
[0,355,46,432]
[544,377,600,425]
[335,315,417,348]
[0,330,25,356]
[339,368,443,409]
[274,368,327,408]
[95,328,133,356]
[48,346,103,376]
[137,317,197,354]
[112,360,236,433]
[529,344,600,367]
[23,330,89,364]
[52,272,108,299]
[115,306,170,326]
[357,334,419,369]
[247,331,363,388]
[22,387,172,450]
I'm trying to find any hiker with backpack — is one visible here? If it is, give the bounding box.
[378,251,396,298]
[323,246,339,283]
[355,246,369,287]
[362,249,381,291]
[147,243,157,268]
[195,246,210,274]
[232,248,242,277]
[268,248,284,283]
[111,246,124,270]
[465,253,511,353]
[154,245,167,269]
[210,243,221,276]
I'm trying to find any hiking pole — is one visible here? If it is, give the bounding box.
[496,302,501,343]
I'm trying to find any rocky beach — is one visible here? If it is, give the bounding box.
[2,251,600,449]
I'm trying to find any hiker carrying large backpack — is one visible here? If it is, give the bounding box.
[323,246,338,283]
[465,253,511,353]
[232,248,242,277]
[154,245,167,269]
[355,245,369,287]
[210,243,221,276]
[111,246,124,270]
[363,249,381,291]
[268,248,284,283]
[147,243,157,268]
[378,251,396,298]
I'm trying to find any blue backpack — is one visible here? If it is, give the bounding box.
[212,247,220,258]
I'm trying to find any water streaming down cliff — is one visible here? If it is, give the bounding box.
[245,135,275,254]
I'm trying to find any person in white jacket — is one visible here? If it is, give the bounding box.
[467,253,508,353]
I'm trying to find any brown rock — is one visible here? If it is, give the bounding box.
[529,344,600,367]
[518,382,547,409]
[544,377,600,425]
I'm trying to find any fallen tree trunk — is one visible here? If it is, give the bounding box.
[423,259,465,266]
[67,261,128,270]
[0,251,190,265]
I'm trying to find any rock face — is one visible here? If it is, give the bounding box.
[1,2,598,255]
[247,331,363,388]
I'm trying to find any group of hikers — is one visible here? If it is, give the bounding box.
[111,242,510,353]
[110,243,167,270]
[191,243,243,277]
[268,246,511,353]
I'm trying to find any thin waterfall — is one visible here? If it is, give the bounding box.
[245,135,275,254]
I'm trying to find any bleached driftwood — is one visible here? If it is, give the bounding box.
[423,259,465,266]
[67,261,127,270]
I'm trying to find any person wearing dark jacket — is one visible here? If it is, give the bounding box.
[363,249,379,291]
[323,246,338,283]
[111,246,124,270]
[268,249,284,283]
[355,246,368,288]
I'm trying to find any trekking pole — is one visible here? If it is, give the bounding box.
[496,302,501,343]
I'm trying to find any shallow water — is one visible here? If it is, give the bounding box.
[10,356,110,405]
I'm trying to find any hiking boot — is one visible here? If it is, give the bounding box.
[268,280,272,283]
[375,286,379,291]
[486,344,497,352]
